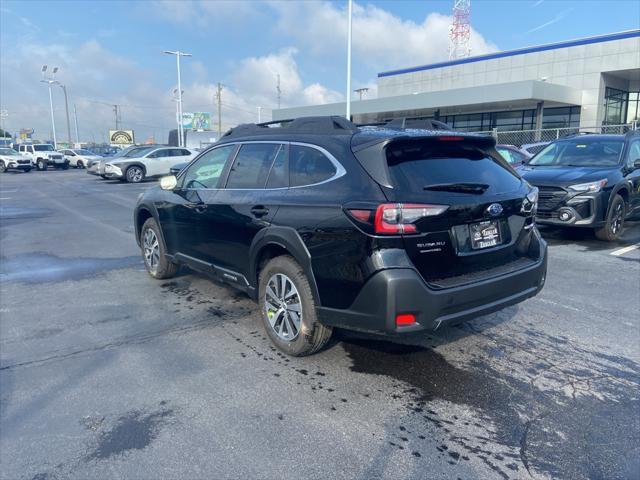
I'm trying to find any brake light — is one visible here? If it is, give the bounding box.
[438,136,464,141]
[396,314,416,326]
[373,203,448,234]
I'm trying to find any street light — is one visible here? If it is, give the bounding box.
[345,0,353,120]
[163,50,192,147]
[40,64,59,149]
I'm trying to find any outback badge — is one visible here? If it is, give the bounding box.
[486,203,503,216]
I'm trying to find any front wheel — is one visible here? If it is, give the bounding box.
[76,160,84,169]
[24,168,31,173]
[595,194,626,242]
[37,159,47,171]
[0,161,5,173]
[140,217,178,279]
[126,166,144,183]
[62,163,69,170]
[259,256,332,356]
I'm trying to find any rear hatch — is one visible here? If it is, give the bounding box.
[353,134,538,288]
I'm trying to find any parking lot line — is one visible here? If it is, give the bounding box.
[610,243,640,256]
[0,197,11,200]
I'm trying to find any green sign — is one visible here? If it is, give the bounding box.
[182,112,212,131]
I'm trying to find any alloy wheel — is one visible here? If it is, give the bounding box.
[128,167,143,183]
[264,273,302,341]
[611,202,624,235]
[143,228,160,274]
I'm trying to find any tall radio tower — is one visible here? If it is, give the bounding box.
[449,0,471,60]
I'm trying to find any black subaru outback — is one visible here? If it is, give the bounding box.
[134,116,547,356]
[518,131,640,241]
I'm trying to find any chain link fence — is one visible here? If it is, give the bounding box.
[478,122,638,148]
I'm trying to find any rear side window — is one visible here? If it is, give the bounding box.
[265,145,287,189]
[226,143,282,189]
[386,143,521,194]
[289,145,336,187]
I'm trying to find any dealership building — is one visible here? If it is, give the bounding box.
[273,30,640,135]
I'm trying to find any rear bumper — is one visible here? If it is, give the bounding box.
[317,243,547,335]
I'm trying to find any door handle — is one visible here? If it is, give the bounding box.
[251,206,269,218]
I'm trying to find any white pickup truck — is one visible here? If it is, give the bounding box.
[17,144,69,171]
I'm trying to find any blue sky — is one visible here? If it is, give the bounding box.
[1,0,638,142]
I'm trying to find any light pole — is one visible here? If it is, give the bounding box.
[40,65,59,149]
[58,84,72,147]
[163,50,192,147]
[345,0,353,120]
[73,104,80,145]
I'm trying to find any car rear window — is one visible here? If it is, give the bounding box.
[386,143,521,194]
[289,145,336,187]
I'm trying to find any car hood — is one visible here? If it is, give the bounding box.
[518,165,617,187]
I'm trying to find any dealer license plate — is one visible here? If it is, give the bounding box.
[470,220,502,250]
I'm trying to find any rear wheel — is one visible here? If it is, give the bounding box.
[595,194,626,242]
[126,166,144,183]
[24,168,31,173]
[140,217,178,279]
[76,160,84,169]
[37,159,46,171]
[259,255,332,356]
[62,163,69,170]
[0,161,5,173]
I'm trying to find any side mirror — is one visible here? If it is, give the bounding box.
[160,175,177,190]
[634,158,640,170]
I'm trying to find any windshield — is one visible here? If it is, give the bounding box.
[529,139,624,167]
[34,145,55,151]
[123,147,154,158]
[0,148,19,156]
[75,149,95,155]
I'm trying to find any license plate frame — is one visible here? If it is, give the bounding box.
[469,220,502,250]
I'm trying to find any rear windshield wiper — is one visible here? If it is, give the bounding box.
[424,183,490,194]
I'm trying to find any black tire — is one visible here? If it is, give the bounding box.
[76,160,84,169]
[126,165,144,183]
[595,194,626,242]
[258,255,332,356]
[24,168,31,173]
[0,161,5,173]
[37,159,47,171]
[62,163,69,170]
[140,217,178,279]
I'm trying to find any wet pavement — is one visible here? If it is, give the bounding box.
[1,170,639,479]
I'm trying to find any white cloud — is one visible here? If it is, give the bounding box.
[270,1,498,71]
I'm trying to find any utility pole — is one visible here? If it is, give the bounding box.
[113,105,120,129]
[216,82,222,138]
[73,104,80,145]
[354,87,369,100]
[345,0,353,120]
[164,50,192,147]
[276,74,281,110]
[40,65,59,149]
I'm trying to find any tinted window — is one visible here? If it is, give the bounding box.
[530,139,624,167]
[289,145,336,187]
[226,143,281,189]
[386,143,521,194]
[496,148,513,164]
[626,139,640,168]
[149,149,170,159]
[179,149,191,156]
[265,145,287,188]
[182,145,235,189]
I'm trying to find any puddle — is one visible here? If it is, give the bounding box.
[86,405,174,460]
[0,254,142,284]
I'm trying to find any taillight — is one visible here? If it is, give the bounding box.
[373,203,448,234]
[396,313,416,326]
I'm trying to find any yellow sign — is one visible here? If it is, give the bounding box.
[109,130,135,145]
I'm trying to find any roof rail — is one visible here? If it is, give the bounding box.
[222,116,360,138]
[357,118,452,131]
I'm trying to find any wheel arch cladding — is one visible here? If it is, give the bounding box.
[613,186,629,204]
[136,208,154,244]
[250,227,321,305]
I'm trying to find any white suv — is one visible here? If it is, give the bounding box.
[18,144,68,171]
[104,146,195,183]
[59,148,102,169]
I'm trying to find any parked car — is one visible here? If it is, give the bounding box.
[87,145,161,178]
[134,116,547,356]
[0,147,32,173]
[105,146,195,183]
[169,161,189,176]
[59,148,102,169]
[17,144,67,170]
[518,131,640,241]
[496,144,532,167]
[521,141,550,156]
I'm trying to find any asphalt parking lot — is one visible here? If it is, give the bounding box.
[1,169,639,480]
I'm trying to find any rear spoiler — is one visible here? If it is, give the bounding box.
[353,134,498,189]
